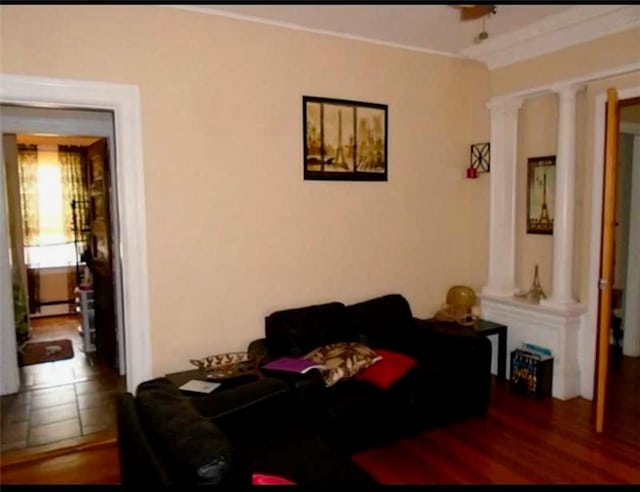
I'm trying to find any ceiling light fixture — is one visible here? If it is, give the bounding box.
[478,15,489,42]
[474,6,496,43]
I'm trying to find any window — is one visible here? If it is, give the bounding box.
[18,145,85,268]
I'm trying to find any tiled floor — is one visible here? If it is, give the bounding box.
[1,315,125,453]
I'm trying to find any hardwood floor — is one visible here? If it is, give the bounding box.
[0,432,119,485]
[353,354,640,484]
[1,355,638,485]
[604,350,640,450]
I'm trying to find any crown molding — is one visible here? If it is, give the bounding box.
[461,5,640,70]
[488,61,640,107]
[163,5,464,59]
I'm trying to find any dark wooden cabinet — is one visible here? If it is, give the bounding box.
[87,139,117,369]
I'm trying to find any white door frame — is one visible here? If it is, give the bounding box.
[0,73,152,393]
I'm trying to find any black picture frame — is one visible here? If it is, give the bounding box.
[470,142,490,173]
[526,155,555,235]
[303,95,388,181]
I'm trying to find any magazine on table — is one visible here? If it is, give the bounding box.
[519,343,552,360]
[178,379,221,393]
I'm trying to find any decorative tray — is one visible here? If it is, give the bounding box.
[189,351,257,380]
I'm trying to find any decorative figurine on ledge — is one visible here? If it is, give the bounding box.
[526,264,546,304]
[434,285,480,326]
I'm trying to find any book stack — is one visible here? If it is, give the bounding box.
[510,343,553,397]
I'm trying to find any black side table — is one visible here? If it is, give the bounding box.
[421,318,508,382]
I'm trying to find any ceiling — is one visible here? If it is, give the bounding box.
[189,4,574,56]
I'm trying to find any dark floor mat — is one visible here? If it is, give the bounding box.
[18,339,74,366]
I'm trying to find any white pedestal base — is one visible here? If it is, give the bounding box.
[480,294,586,400]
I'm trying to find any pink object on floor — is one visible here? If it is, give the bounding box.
[252,473,296,485]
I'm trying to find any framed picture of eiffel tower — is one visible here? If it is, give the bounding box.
[303,96,387,181]
[527,155,555,235]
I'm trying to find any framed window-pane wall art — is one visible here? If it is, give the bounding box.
[303,96,388,181]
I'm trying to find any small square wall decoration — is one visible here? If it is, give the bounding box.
[467,142,490,178]
[303,96,388,181]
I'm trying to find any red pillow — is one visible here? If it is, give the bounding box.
[354,349,417,390]
[252,473,296,485]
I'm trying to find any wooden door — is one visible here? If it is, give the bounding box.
[595,88,619,433]
[87,139,117,369]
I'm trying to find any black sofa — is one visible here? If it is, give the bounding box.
[249,293,492,452]
[117,376,375,486]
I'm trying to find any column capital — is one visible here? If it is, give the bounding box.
[486,96,524,113]
[551,83,586,98]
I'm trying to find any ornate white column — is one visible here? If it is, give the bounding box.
[483,97,523,297]
[542,85,581,307]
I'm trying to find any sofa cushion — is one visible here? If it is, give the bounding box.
[304,342,382,387]
[354,349,418,390]
[346,294,414,349]
[135,377,248,485]
[265,301,355,357]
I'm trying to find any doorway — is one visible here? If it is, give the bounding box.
[603,97,640,443]
[0,73,152,398]
[594,93,640,440]
[0,110,126,453]
[1,107,125,375]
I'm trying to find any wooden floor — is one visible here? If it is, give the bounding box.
[1,353,638,485]
[0,431,119,485]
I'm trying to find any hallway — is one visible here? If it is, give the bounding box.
[0,315,124,453]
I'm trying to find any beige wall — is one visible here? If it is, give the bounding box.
[0,5,491,376]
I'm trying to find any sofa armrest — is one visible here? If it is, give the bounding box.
[117,393,173,485]
[134,378,249,485]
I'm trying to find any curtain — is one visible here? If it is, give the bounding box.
[17,144,39,247]
[17,145,41,314]
[59,145,89,243]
